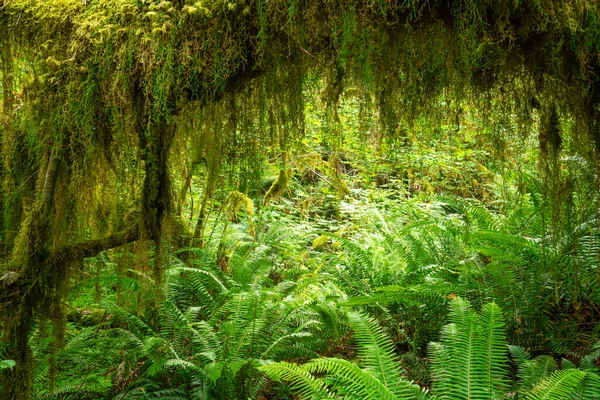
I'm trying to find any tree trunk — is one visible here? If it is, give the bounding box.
[0,138,148,398]
[1,37,14,257]
[193,167,216,248]
[141,120,174,285]
[1,149,60,400]
[176,161,192,217]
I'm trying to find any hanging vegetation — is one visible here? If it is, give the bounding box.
[1,1,600,399]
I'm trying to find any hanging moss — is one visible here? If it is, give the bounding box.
[2,1,600,398]
[263,167,293,206]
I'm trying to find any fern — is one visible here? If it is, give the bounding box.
[430,297,508,399]
[308,357,399,400]
[525,369,600,400]
[261,312,426,400]
[260,361,334,399]
[346,312,419,398]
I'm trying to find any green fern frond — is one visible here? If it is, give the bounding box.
[518,356,558,391]
[346,312,403,391]
[479,302,509,394]
[306,357,399,400]
[135,387,191,399]
[525,369,600,400]
[579,351,600,374]
[344,285,448,307]
[37,386,109,400]
[430,297,508,399]
[102,300,156,336]
[508,345,531,368]
[335,235,374,272]
[259,361,334,399]
[190,320,222,362]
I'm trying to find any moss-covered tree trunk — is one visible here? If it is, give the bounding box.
[0,37,14,257]
[141,120,174,285]
[0,112,174,398]
[193,164,217,248]
[1,149,61,400]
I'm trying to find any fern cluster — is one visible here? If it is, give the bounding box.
[10,170,600,400]
[265,297,600,400]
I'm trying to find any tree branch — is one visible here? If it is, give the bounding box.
[48,224,141,264]
[41,150,60,216]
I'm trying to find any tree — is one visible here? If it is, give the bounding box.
[2,1,600,398]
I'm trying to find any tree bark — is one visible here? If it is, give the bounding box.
[193,165,216,248]
[140,120,174,285]
[1,36,14,257]
[1,149,60,400]
[49,225,141,264]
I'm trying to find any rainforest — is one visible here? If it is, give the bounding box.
[1,1,600,399]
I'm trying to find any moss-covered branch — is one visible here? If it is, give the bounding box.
[48,224,141,264]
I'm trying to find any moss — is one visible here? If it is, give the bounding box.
[2,0,600,396]
[263,168,293,206]
[312,234,329,250]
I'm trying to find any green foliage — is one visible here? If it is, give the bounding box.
[27,219,346,399]
[262,298,600,400]
[524,370,600,400]
[260,312,426,400]
[430,297,508,399]
[10,155,598,400]
[2,7,600,393]
[0,360,15,370]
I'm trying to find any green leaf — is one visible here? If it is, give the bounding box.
[525,370,600,400]
[0,360,16,370]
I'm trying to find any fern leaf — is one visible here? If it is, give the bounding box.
[346,312,424,399]
[431,297,508,399]
[525,369,600,400]
[259,361,333,399]
[306,357,398,400]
